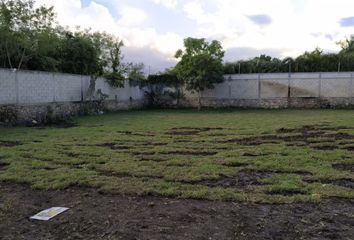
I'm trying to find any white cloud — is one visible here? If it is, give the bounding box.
[183,0,354,58]
[34,0,354,65]
[117,7,148,27]
[35,0,183,70]
[151,0,178,9]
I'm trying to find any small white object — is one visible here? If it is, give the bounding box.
[30,207,69,221]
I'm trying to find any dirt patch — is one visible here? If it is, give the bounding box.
[1,182,354,240]
[96,143,131,150]
[117,131,156,137]
[0,140,21,147]
[266,189,307,196]
[242,152,261,157]
[167,127,226,136]
[138,156,167,162]
[131,152,156,156]
[163,150,218,156]
[35,122,78,129]
[0,162,9,170]
[138,142,168,147]
[277,125,352,134]
[167,130,201,136]
[196,170,275,188]
[312,145,338,150]
[305,179,354,189]
[64,152,81,158]
[98,170,164,180]
[332,163,354,172]
[221,161,250,167]
[220,124,354,152]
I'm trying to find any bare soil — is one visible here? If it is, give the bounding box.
[220,125,354,152]
[333,163,354,172]
[0,140,21,147]
[1,182,354,240]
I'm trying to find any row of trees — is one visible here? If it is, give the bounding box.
[224,38,354,74]
[0,0,144,87]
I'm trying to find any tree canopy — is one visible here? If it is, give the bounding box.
[0,0,145,87]
[223,37,354,74]
[174,37,225,109]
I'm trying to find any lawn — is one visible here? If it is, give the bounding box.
[1,109,354,204]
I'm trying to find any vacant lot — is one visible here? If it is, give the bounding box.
[1,109,354,239]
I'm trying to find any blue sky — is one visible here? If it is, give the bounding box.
[36,0,354,73]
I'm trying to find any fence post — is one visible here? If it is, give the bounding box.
[258,74,261,100]
[80,75,84,102]
[351,73,353,98]
[228,76,232,99]
[15,70,19,105]
[287,72,291,107]
[318,73,322,98]
[52,72,56,102]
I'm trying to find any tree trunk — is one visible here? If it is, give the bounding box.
[17,48,26,71]
[5,42,13,69]
[197,90,201,111]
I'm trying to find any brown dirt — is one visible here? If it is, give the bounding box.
[97,170,164,180]
[305,179,354,189]
[332,163,354,172]
[163,150,218,156]
[220,125,354,152]
[1,182,354,240]
[167,127,226,136]
[35,122,78,129]
[192,170,311,189]
[96,143,132,150]
[0,162,9,170]
[195,171,274,188]
[0,140,21,147]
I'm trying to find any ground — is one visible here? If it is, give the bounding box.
[0,109,354,239]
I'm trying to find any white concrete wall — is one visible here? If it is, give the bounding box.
[199,72,354,100]
[0,69,16,104]
[0,69,145,105]
[1,69,354,107]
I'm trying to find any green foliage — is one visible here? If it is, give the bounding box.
[174,38,225,109]
[127,63,146,82]
[0,0,55,69]
[224,39,354,74]
[0,0,141,88]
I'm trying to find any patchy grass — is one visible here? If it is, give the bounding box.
[1,109,354,203]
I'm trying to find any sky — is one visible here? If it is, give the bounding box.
[35,0,354,73]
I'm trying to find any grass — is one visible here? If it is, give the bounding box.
[0,109,354,203]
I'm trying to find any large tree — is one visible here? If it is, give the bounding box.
[0,0,55,70]
[174,38,225,110]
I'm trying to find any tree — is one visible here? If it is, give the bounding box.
[174,38,225,110]
[0,0,55,70]
[127,63,146,82]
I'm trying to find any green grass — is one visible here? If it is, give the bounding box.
[1,109,354,203]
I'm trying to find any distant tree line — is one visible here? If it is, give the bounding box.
[0,0,144,87]
[223,38,354,74]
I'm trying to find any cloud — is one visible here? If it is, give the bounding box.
[34,0,354,67]
[340,16,354,27]
[35,0,183,59]
[151,0,178,9]
[247,14,272,26]
[117,7,148,27]
[224,47,286,62]
[123,47,176,73]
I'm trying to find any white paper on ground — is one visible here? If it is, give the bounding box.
[30,207,69,221]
